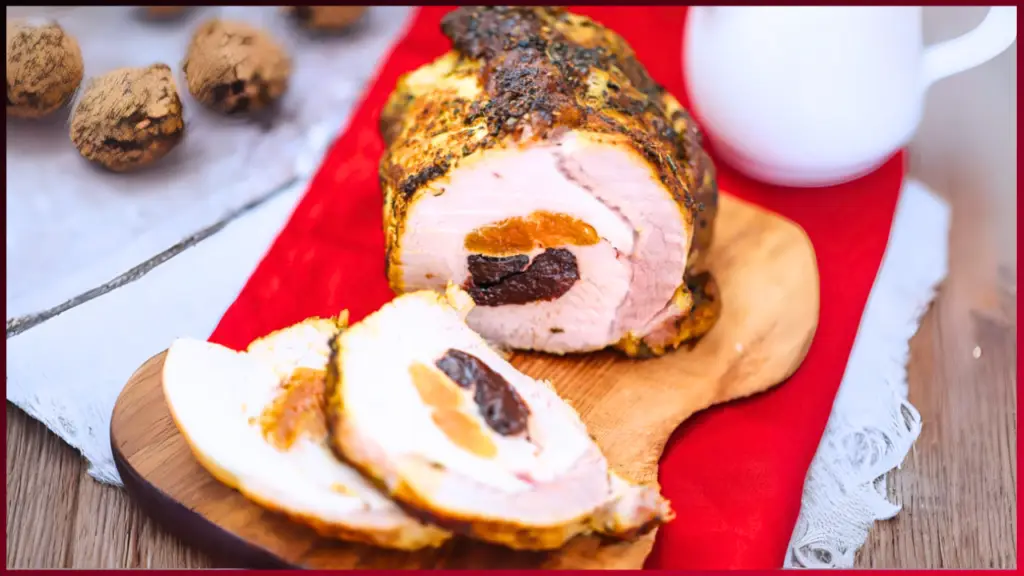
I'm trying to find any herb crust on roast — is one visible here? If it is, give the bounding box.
[380,6,720,357]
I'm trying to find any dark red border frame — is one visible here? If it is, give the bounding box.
[2,2,1015,569]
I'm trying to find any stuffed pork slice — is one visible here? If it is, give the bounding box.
[327,286,672,550]
[161,317,450,550]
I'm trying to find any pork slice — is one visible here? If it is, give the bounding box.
[327,286,673,550]
[161,317,451,551]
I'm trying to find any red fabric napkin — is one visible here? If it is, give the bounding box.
[210,7,904,569]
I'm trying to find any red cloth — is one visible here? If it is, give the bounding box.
[210,7,903,569]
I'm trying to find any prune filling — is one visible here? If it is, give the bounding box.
[434,348,530,436]
[467,253,529,286]
[465,248,579,306]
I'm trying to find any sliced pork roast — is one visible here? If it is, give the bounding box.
[162,317,451,550]
[326,285,673,550]
[379,6,720,357]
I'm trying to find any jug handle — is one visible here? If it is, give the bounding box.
[923,6,1017,87]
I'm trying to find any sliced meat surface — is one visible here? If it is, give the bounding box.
[327,286,673,550]
[394,132,687,352]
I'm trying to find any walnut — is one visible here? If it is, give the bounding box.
[183,19,292,115]
[70,63,185,172]
[284,6,367,32]
[6,19,84,119]
[139,6,187,20]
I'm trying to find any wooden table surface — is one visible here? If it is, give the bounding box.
[6,7,1017,569]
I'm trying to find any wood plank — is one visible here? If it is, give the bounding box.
[132,502,214,569]
[855,6,1017,568]
[69,470,137,568]
[856,288,1017,568]
[5,405,82,568]
[5,404,216,569]
[69,459,217,569]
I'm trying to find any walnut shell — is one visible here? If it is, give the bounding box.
[183,19,292,115]
[140,6,187,20]
[6,19,84,119]
[285,6,367,31]
[70,63,185,172]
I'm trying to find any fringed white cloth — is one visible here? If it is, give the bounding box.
[786,180,950,567]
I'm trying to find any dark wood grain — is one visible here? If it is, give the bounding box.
[107,193,819,569]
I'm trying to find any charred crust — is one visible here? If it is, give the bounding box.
[400,156,452,197]
[684,270,720,327]
[593,517,661,542]
[325,329,343,398]
[391,487,589,551]
[381,7,719,245]
[395,502,477,542]
[323,329,347,461]
[614,270,722,358]
[671,270,721,350]
[383,241,395,284]
[686,149,718,266]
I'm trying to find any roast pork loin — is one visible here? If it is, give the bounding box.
[325,285,673,550]
[380,6,720,356]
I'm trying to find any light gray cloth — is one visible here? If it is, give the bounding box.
[6,6,412,320]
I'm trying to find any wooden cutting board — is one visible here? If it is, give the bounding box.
[111,193,819,569]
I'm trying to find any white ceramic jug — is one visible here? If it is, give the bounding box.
[683,6,1017,187]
